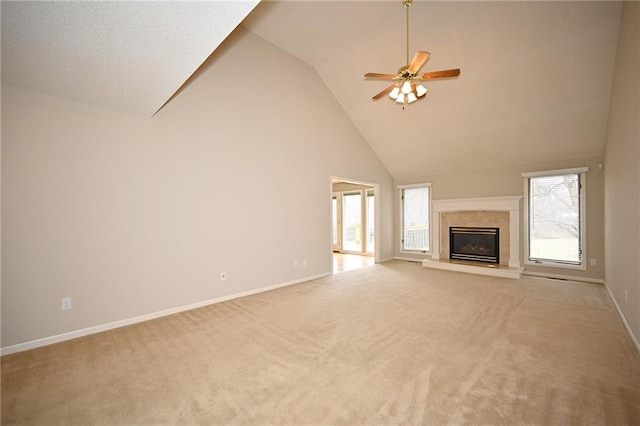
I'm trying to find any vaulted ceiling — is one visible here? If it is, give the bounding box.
[1,1,623,181]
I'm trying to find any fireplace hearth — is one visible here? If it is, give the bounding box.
[449,227,499,264]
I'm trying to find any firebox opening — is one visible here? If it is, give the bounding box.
[449,227,499,265]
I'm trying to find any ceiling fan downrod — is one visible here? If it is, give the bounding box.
[403,0,412,67]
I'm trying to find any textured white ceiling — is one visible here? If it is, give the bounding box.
[1,1,259,117]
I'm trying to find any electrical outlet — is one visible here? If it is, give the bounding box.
[61,297,72,310]
[590,258,597,266]
[302,258,308,266]
[293,259,299,268]
[220,272,227,281]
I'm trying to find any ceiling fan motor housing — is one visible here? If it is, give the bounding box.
[397,65,414,79]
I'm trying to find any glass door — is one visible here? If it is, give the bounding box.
[342,191,362,253]
[366,190,375,254]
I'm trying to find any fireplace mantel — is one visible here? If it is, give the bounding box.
[423,196,524,279]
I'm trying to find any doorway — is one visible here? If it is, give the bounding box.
[331,178,378,273]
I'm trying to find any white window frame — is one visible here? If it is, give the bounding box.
[522,167,588,270]
[398,183,431,254]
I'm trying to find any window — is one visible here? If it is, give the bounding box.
[342,192,362,252]
[366,190,375,253]
[523,168,587,269]
[399,184,430,252]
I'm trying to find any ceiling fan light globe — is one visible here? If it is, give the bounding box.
[407,92,418,103]
[396,93,405,104]
[416,84,427,97]
[401,80,412,94]
[389,87,400,100]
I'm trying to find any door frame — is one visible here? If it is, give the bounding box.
[332,192,342,252]
[330,176,380,264]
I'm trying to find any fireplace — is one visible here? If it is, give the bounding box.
[424,197,522,278]
[449,227,499,264]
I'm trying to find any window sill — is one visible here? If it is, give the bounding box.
[400,250,431,255]
[525,260,586,271]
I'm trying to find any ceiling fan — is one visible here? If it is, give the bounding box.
[365,0,460,106]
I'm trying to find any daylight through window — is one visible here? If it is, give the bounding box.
[400,184,430,252]
[524,168,587,268]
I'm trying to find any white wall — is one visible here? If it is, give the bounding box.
[604,1,639,345]
[1,27,394,349]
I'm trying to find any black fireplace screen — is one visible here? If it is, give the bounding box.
[449,227,499,264]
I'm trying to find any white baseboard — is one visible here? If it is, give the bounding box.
[1,272,331,356]
[523,270,604,284]
[603,282,640,355]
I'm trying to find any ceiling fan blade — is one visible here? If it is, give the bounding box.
[407,51,430,74]
[372,84,396,100]
[365,73,397,80]
[418,69,461,80]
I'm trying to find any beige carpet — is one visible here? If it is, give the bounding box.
[2,260,639,425]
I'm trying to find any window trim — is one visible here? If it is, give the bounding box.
[522,167,588,270]
[398,183,432,254]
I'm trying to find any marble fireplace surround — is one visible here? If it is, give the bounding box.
[422,196,524,279]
